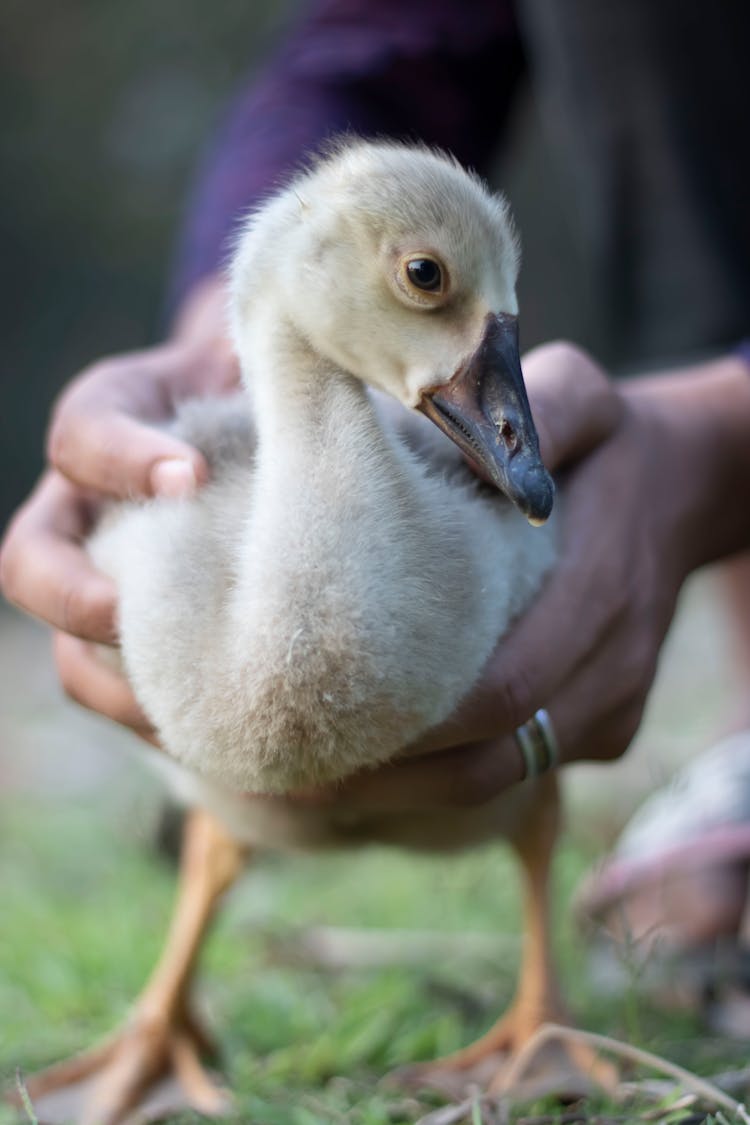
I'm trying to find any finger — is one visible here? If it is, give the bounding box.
[1,473,118,642]
[47,340,238,501]
[53,632,159,744]
[522,342,622,471]
[487,619,652,779]
[540,636,653,767]
[303,737,526,812]
[49,408,208,501]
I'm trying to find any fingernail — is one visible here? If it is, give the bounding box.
[150,458,197,498]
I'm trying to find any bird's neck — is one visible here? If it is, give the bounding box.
[231,311,425,628]
[243,313,401,494]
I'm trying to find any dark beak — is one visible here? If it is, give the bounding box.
[418,313,554,524]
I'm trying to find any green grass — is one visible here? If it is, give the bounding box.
[1,794,747,1124]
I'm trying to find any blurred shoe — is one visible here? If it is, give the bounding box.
[576,731,750,1026]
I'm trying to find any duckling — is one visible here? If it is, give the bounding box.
[22,140,585,1124]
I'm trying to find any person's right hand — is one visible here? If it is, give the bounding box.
[0,278,239,736]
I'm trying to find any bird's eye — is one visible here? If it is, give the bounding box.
[406,258,442,292]
[394,253,449,306]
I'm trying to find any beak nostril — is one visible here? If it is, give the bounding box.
[499,419,518,452]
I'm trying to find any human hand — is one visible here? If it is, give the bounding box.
[0,278,239,736]
[301,345,750,812]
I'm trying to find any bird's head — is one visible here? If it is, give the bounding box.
[230,140,554,524]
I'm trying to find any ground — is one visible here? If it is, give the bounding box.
[1,569,748,1124]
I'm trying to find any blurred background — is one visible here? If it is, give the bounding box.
[1,0,292,528]
[0,0,609,533]
[1,4,748,1119]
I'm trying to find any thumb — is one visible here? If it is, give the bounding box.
[522,342,622,472]
[49,409,208,500]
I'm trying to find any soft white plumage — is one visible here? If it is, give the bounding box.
[90,140,556,847]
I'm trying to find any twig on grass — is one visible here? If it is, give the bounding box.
[14,1070,38,1125]
[501,1023,750,1122]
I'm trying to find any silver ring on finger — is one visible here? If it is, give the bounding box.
[514,708,560,780]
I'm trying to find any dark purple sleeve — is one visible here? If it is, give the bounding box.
[170,0,523,307]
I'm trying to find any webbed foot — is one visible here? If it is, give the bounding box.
[393,1003,618,1103]
[11,1007,231,1125]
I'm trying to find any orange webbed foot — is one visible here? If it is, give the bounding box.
[10,1007,232,1125]
[392,1005,618,1104]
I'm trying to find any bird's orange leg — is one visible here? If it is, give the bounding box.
[402,777,615,1098]
[446,777,564,1074]
[16,808,247,1125]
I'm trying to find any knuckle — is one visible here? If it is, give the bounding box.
[538,339,594,375]
[539,339,577,363]
[493,665,534,732]
[46,358,115,471]
[59,578,94,638]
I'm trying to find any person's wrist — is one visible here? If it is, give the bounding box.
[625,356,750,574]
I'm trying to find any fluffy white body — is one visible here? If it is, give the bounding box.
[89,141,557,852]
